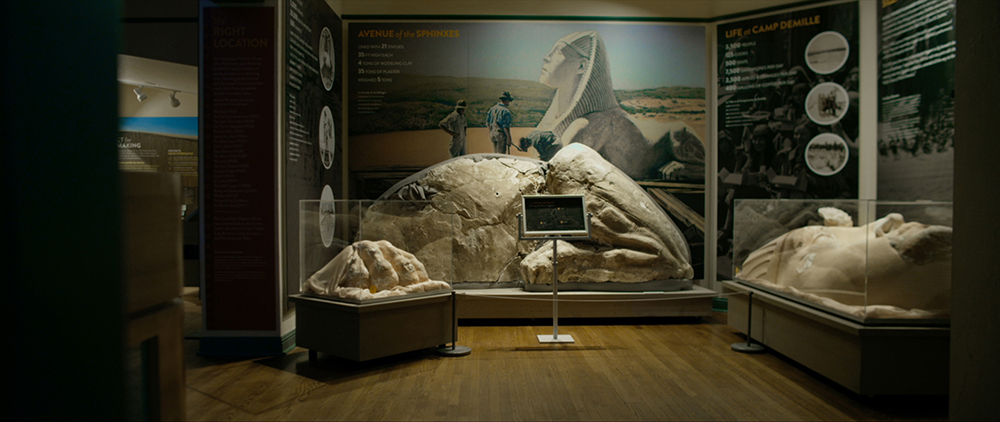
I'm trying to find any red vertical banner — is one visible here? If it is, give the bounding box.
[203,6,277,331]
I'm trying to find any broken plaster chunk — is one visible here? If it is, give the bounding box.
[818,207,853,227]
[304,240,450,300]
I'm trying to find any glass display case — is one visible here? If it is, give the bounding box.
[732,199,952,325]
[298,199,457,302]
[293,199,459,362]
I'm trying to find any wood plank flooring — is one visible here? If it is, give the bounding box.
[182,289,946,421]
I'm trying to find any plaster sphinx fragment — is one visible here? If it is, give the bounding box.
[303,240,450,301]
[362,154,547,283]
[362,145,694,288]
[737,209,952,318]
[519,143,694,285]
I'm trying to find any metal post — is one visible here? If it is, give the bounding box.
[437,290,471,356]
[517,211,582,345]
[553,239,559,338]
[731,290,765,353]
[538,239,574,343]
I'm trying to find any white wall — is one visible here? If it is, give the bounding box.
[119,83,198,118]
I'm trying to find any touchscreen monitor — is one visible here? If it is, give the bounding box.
[521,194,590,237]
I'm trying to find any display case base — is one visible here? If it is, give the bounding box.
[456,286,715,319]
[537,334,576,343]
[522,279,692,292]
[290,291,453,362]
[436,345,472,356]
[723,281,949,395]
[730,341,766,353]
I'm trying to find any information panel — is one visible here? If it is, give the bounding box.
[877,0,955,201]
[716,2,859,278]
[284,0,342,302]
[522,195,590,237]
[117,131,199,213]
[202,6,277,331]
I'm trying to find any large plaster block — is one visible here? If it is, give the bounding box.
[521,143,694,284]
[363,154,547,282]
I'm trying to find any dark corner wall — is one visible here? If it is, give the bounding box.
[3,2,127,420]
[951,0,1000,420]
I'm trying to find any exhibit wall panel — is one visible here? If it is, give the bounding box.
[714,0,866,281]
[345,19,710,279]
[117,57,201,214]
[876,0,955,202]
[283,0,344,315]
[200,3,279,335]
[117,131,199,213]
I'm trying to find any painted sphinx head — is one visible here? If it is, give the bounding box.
[537,30,618,137]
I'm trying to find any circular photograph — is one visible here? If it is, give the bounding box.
[320,185,336,248]
[805,31,849,75]
[806,132,849,176]
[319,105,335,169]
[805,82,849,125]
[320,27,335,91]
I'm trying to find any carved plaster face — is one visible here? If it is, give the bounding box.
[540,41,586,89]
[740,212,952,311]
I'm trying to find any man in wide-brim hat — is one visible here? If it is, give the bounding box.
[486,91,514,154]
[439,99,468,157]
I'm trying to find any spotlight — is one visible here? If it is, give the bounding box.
[134,86,147,102]
[169,91,180,108]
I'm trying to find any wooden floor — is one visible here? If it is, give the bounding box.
[182,288,947,421]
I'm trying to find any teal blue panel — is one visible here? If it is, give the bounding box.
[119,117,199,137]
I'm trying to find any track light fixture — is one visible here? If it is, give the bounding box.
[169,91,180,108]
[134,86,147,102]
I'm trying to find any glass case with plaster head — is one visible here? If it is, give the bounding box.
[732,199,952,325]
[299,199,457,302]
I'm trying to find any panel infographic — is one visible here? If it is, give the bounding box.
[285,0,343,301]
[716,2,859,279]
[117,131,199,213]
[203,6,277,330]
[877,0,955,201]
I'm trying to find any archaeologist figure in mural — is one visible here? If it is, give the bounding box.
[438,99,468,157]
[516,130,563,161]
[486,91,514,154]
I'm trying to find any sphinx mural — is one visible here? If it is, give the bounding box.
[522,30,705,181]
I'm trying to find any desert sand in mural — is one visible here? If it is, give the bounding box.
[623,98,706,137]
[350,107,707,172]
[351,127,543,170]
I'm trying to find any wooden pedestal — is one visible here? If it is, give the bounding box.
[290,292,454,362]
[457,286,716,319]
[723,281,949,395]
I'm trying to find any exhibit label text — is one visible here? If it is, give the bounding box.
[725,15,821,38]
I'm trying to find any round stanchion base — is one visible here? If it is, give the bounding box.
[731,341,766,354]
[437,345,472,357]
